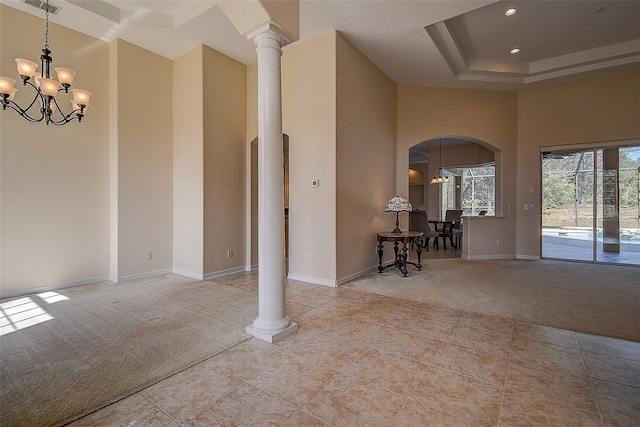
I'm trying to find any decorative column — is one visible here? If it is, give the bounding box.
[246,25,297,343]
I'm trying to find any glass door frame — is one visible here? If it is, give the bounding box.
[540,138,640,266]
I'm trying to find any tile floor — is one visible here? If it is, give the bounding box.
[70,276,640,426]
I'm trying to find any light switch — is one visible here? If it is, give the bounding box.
[312,179,319,187]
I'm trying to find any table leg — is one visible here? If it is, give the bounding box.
[377,241,384,273]
[416,240,422,270]
[398,242,408,277]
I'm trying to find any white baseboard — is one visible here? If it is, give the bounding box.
[337,264,382,286]
[203,266,247,280]
[0,275,110,299]
[517,254,541,260]
[462,254,517,260]
[172,268,204,280]
[287,273,337,287]
[116,269,174,283]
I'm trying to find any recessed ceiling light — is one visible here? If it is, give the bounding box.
[504,8,517,16]
[510,48,521,55]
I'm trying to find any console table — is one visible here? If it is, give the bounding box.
[376,231,423,277]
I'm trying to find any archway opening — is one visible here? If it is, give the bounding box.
[409,136,500,221]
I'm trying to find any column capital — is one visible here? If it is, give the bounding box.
[248,22,293,47]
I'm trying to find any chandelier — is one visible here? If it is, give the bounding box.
[430,138,450,184]
[0,0,91,125]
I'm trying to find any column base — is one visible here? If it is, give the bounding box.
[246,321,298,343]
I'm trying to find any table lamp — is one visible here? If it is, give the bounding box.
[384,195,412,233]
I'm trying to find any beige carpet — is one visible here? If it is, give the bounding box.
[0,274,256,427]
[343,259,640,342]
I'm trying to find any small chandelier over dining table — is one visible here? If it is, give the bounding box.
[0,0,91,126]
[430,138,450,184]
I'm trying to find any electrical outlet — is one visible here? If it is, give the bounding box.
[308,255,314,263]
[496,240,500,246]
[227,249,233,258]
[146,251,152,260]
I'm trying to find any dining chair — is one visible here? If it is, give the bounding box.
[444,210,463,249]
[409,210,442,251]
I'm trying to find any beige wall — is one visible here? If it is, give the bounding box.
[517,69,640,257]
[283,31,337,284]
[335,32,397,281]
[247,63,258,268]
[173,47,204,277]
[2,7,249,295]
[3,3,638,296]
[397,86,518,256]
[1,5,110,296]
[173,46,248,278]
[202,46,247,275]
[110,39,173,280]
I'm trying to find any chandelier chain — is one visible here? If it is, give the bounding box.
[44,0,50,50]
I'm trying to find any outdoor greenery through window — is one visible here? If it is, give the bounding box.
[541,144,640,265]
[462,165,495,215]
[542,147,640,230]
[441,164,495,218]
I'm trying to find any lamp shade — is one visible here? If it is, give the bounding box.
[71,88,91,105]
[0,76,16,95]
[8,88,17,101]
[55,67,76,86]
[384,195,412,213]
[38,78,60,97]
[15,58,38,78]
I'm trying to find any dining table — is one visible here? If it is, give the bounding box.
[428,219,458,250]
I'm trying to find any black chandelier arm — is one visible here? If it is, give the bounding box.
[1,99,46,123]
[47,96,83,125]
[24,92,45,116]
[49,114,81,126]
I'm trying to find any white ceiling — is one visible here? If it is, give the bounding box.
[3,0,639,92]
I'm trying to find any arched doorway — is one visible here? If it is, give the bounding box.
[409,136,499,221]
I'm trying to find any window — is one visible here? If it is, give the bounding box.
[461,164,495,215]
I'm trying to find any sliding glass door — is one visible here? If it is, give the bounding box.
[541,143,640,265]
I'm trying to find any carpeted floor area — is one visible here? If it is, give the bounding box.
[343,258,640,342]
[0,274,256,427]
